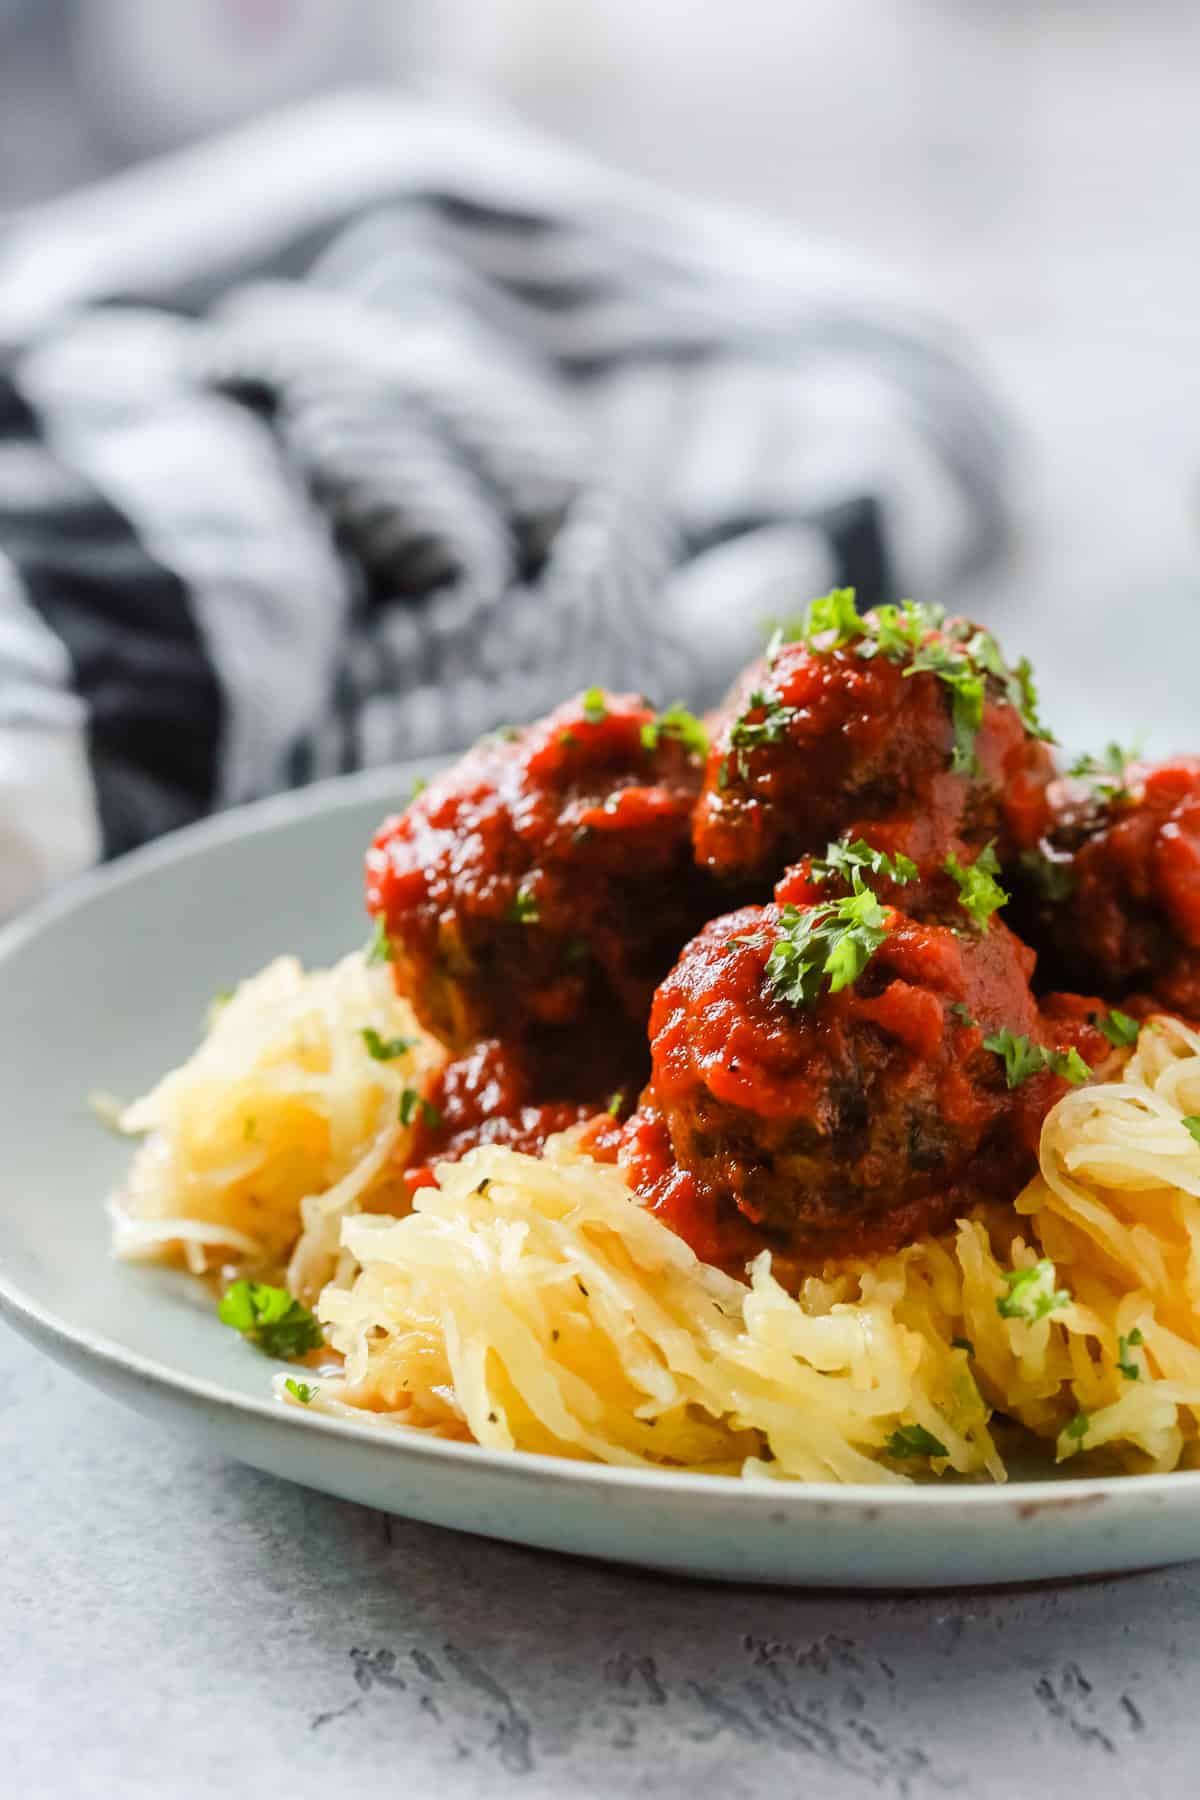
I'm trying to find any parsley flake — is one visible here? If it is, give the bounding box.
[361,1027,413,1062]
[996,1259,1071,1321]
[1063,1411,1091,1444]
[582,687,608,723]
[1183,1116,1200,1147]
[410,775,428,802]
[218,1281,323,1359]
[284,1378,318,1404]
[1117,1327,1145,1381]
[943,841,1009,928]
[886,1423,949,1461]
[810,837,918,888]
[640,703,708,758]
[606,1091,625,1117]
[1091,1009,1139,1048]
[365,917,393,966]
[1068,741,1140,804]
[724,691,797,779]
[399,1088,440,1129]
[983,1029,1091,1090]
[505,885,540,925]
[739,871,892,1009]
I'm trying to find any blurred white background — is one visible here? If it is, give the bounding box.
[1,0,1196,746]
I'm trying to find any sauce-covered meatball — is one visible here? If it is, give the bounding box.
[1016,757,1200,1018]
[365,691,716,1077]
[635,892,1103,1264]
[692,599,1055,888]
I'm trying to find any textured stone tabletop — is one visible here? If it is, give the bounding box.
[1,1316,1193,1800]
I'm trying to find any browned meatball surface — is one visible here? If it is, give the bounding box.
[639,890,1105,1263]
[692,599,1056,889]
[1014,757,1200,1018]
[365,691,717,1085]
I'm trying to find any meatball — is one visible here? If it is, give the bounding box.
[1014,758,1200,1018]
[365,691,717,1075]
[400,1038,601,1196]
[641,895,1098,1262]
[692,603,1056,887]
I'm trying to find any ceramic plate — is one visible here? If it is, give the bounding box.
[2,763,1199,1589]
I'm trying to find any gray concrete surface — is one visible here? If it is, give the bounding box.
[1,1318,1194,1800]
[4,5,1200,1794]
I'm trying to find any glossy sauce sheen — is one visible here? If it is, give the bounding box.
[364,617,1196,1269]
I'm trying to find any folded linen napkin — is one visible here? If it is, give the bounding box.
[0,91,1009,916]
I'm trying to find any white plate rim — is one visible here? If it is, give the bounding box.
[2,763,1199,1523]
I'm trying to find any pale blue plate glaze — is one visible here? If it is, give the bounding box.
[1,764,1198,1587]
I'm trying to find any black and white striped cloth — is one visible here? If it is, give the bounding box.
[0,92,1011,918]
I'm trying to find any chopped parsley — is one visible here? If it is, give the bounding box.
[1062,1412,1091,1444]
[733,870,891,1008]
[951,1002,977,1027]
[218,1281,323,1359]
[1116,1328,1145,1381]
[944,841,1009,928]
[492,724,521,744]
[1018,847,1076,903]
[885,1423,949,1461]
[798,586,865,647]
[365,917,393,966]
[581,686,608,724]
[640,703,708,758]
[1183,1117,1200,1147]
[1091,1008,1139,1048]
[722,691,796,781]
[776,594,1051,777]
[810,837,918,888]
[361,1027,413,1062]
[606,1091,625,1117]
[996,1259,1071,1322]
[1068,741,1140,804]
[284,1378,318,1404]
[399,1088,440,1129]
[410,775,428,802]
[505,884,540,925]
[982,1028,1091,1090]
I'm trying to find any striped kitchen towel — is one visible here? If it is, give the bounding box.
[0,92,1011,917]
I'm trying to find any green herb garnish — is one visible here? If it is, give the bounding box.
[1062,1412,1091,1444]
[284,1379,318,1404]
[996,1259,1071,1321]
[733,871,891,1009]
[361,1028,413,1062]
[410,775,428,802]
[943,841,1009,928]
[640,703,708,759]
[886,1423,949,1461]
[1068,741,1140,804]
[1116,1327,1144,1381]
[218,1281,323,1359]
[582,686,608,724]
[399,1088,441,1129]
[505,884,540,925]
[1183,1117,1200,1147]
[1091,1009,1139,1048]
[810,837,918,888]
[983,1029,1091,1090]
[365,917,393,965]
[606,1091,625,1118]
